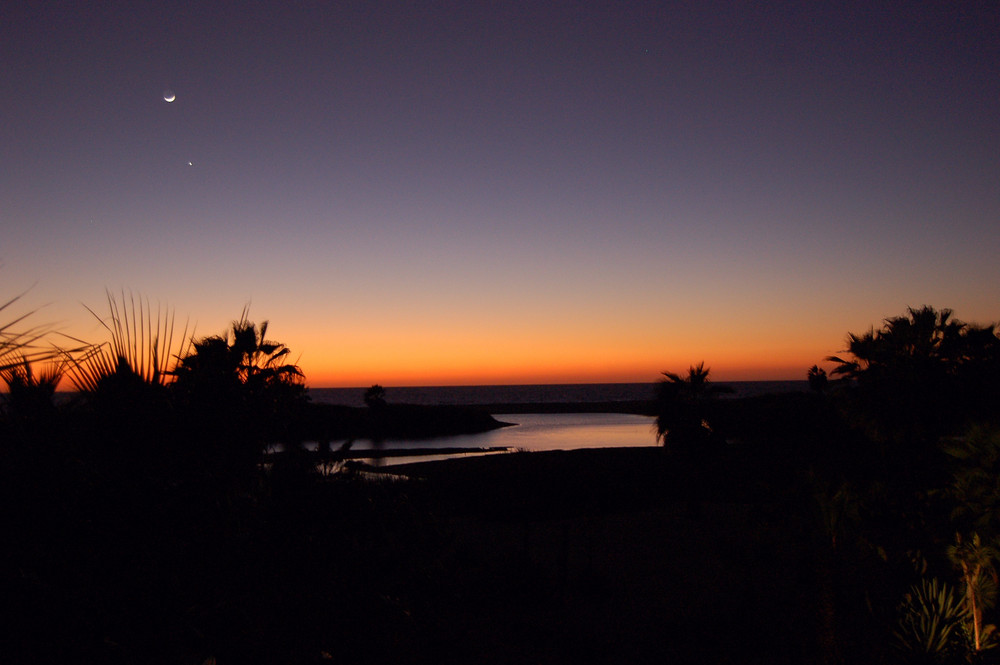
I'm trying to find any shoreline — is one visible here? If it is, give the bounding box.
[478,399,656,415]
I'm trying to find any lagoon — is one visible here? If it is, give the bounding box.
[318,412,659,466]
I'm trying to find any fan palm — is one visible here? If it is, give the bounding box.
[61,290,190,394]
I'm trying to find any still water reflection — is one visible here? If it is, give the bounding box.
[486,413,658,452]
[330,413,659,466]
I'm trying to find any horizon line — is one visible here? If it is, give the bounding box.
[305,378,811,390]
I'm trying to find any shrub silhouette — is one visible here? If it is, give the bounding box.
[364,383,387,408]
[0,355,61,422]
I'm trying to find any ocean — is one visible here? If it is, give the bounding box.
[307,380,809,408]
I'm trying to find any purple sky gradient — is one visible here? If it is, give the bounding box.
[3,1,999,385]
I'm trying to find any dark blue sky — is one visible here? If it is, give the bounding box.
[3,1,998,385]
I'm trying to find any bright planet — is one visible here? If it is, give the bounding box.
[4,2,999,389]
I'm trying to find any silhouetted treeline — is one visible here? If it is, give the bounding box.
[5,299,1000,663]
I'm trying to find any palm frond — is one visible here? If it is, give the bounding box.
[64,290,192,392]
[0,288,67,373]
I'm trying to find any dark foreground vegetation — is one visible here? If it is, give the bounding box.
[4,296,1000,664]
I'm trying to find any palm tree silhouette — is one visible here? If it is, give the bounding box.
[655,362,730,454]
[807,364,828,393]
[826,305,999,447]
[827,306,963,381]
[171,310,305,470]
[173,310,303,399]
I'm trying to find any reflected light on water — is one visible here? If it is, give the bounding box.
[277,414,658,467]
[491,413,658,452]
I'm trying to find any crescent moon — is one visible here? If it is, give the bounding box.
[164,91,176,103]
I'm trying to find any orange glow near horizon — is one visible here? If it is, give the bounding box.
[290,318,839,387]
[297,348,829,388]
[24,295,847,392]
[300,365,822,388]
[31,292,982,391]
